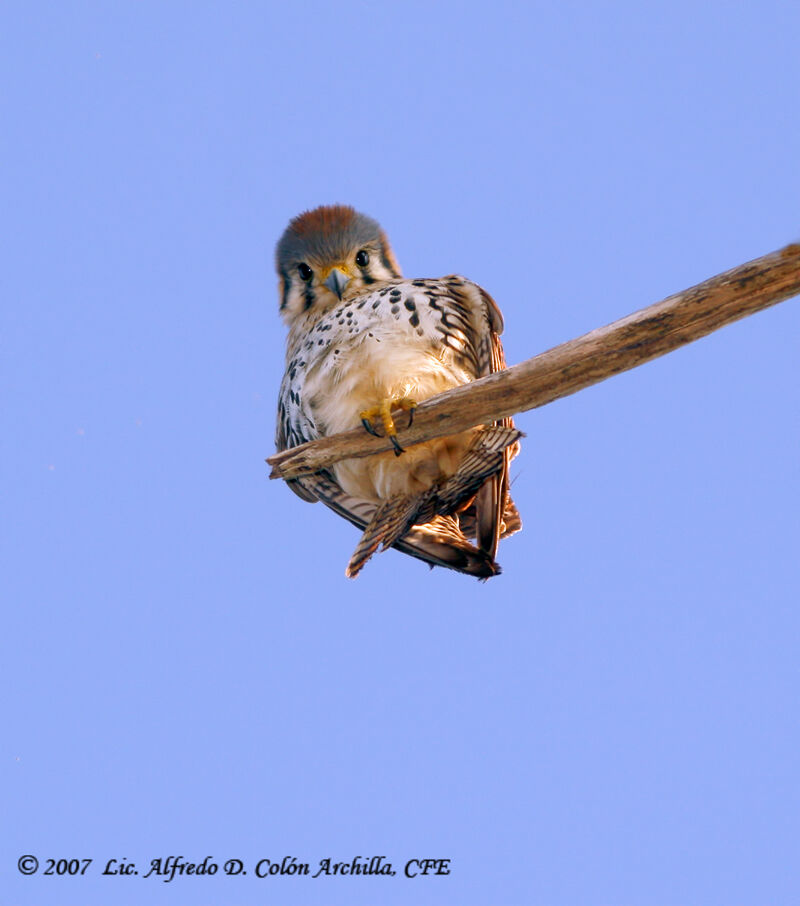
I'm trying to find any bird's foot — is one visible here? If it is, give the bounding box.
[359,397,417,456]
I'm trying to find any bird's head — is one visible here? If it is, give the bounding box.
[276,205,402,324]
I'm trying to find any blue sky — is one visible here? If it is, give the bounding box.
[3,2,799,904]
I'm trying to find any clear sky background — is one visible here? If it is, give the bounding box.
[3,2,799,904]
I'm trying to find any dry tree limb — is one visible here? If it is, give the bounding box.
[268,242,800,481]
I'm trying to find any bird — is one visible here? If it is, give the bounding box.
[274,204,522,579]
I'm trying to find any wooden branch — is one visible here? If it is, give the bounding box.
[268,242,800,481]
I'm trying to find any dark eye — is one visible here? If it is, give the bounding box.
[297,262,313,281]
[355,250,369,268]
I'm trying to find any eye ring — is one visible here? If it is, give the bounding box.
[297,262,313,282]
[355,250,370,268]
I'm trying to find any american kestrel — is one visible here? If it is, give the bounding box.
[275,204,521,578]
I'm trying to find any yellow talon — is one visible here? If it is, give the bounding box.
[359,397,417,456]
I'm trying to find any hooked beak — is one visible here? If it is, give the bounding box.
[324,267,350,300]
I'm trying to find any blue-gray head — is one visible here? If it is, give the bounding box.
[276,205,402,323]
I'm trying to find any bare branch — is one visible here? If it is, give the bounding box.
[268,242,800,481]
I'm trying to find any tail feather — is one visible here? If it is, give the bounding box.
[345,494,420,578]
[432,426,521,511]
[397,517,501,579]
[474,475,502,557]
[345,426,521,579]
[460,493,522,541]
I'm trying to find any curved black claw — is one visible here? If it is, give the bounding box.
[361,417,380,437]
[406,406,416,428]
[390,435,405,456]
